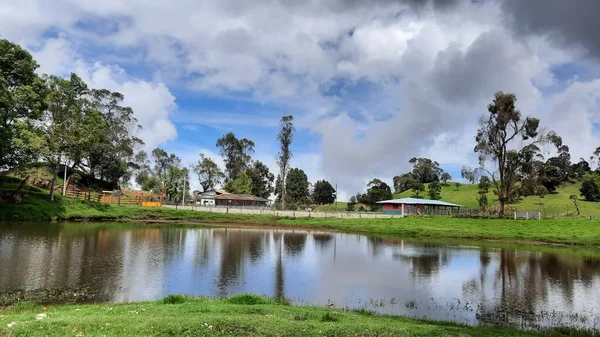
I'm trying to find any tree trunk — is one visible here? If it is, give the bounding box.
[49,162,59,201]
[281,171,286,210]
[499,198,505,216]
[11,176,29,202]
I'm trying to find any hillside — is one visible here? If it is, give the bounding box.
[394,182,599,218]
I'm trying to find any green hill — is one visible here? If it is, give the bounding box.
[394,182,599,218]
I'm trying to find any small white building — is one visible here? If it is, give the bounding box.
[197,190,228,206]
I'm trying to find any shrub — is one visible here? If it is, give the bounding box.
[161,294,187,304]
[580,177,600,202]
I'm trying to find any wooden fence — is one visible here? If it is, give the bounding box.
[63,186,162,206]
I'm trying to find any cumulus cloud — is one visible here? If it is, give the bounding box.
[27,38,178,152]
[2,0,600,199]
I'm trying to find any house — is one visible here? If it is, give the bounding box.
[376,197,461,216]
[197,189,229,206]
[214,194,270,207]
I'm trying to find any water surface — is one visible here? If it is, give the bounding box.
[1,222,599,331]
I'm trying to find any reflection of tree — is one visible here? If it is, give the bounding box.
[367,237,385,257]
[215,229,246,296]
[393,244,451,278]
[275,235,284,300]
[465,249,600,328]
[313,233,333,250]
[214,229,270,296]
[283,232,307,257]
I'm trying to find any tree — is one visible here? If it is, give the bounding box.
[427,181,442,200]
[411,182,425,197]
[571,159,591,178]
[454,182,461,190]
[366,179,393,207]
[538,164,562,193]
[0,39,48,170]
[440,172,452,185]
[85,88,143,185]
[464,91,556,215]
[476,176,490,210]
[580,177,600,202]
[393,173,416,193]
[216,132,255,181]
[247,160,274,199]
[409,157,442,183]
[224,171,252,194]
[312,180,336,205]
[42,74,89,200]
[547,145,572,182]
[193,153,224,192]
[276,115,294,210]
[285,168,309,205]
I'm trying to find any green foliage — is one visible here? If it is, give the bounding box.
[312,180,336,204]
[411,182,425,197]
[247,161,274,198]
[440,172,452,185]
[0,39,48,170]
[454,182,461,190]
[227,294,271,305]
[409,157,442,183]
[216,132,255,181]
[580,176,600,202]
[276,115,294,210]
[193,153,224,192]
[476,193,488,209]
[365,178,393,207]
[285,168,309,204]
[393,173,416,193]
[224,171,252,194]
[427,181,442,200]
[161,294,187,304]
[538,164,562,192]
[468,91,558,214]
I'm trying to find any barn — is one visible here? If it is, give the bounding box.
[376,197,461,216]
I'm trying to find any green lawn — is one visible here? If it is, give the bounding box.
[3,176,600,246]
[394,182,599,218]
[0,295,591,337]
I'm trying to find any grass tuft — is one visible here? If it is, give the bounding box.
[320,311,339,322]
[9,301,42,313]
[227,294,271,305]
[293,312,309,321]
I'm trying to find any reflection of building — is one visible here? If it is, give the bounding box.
[197,190,228,206]
[215,194,270,207]
[376,197,461,216]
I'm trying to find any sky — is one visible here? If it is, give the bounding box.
[2,0,600,200]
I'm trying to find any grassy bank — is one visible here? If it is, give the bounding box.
[0,295,592,337]
[2,177,600,246]
[2,197,600,246]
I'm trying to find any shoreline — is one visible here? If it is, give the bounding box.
[2,201,600,247]
[0,295,590,337]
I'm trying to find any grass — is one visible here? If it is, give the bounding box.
[395,182,600,218]
[1,296,595,337]
[2,176,600,246]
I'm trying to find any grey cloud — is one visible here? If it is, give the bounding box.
[430,30,539,105]
[501,0,600,58]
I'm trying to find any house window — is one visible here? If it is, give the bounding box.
[393,204,399,209]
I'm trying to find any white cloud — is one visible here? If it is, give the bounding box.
[2,0,600,200]
[27,38,178,151]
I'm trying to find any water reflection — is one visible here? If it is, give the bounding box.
[1,223,599,331]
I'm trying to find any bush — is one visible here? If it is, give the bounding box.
[161,294,187,304]
[227,294,271,305]
[580,177,600,202]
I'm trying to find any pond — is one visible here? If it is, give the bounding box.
[1,222,599,331]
